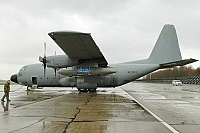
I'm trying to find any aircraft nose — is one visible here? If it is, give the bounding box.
[10,74,18,84]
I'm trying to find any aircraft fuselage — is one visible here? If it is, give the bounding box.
[13,63,159,88]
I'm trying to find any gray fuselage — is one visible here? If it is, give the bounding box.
[16,63,160,88]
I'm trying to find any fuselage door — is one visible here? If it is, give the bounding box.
[110,73,117,87]
[31,76,38,89]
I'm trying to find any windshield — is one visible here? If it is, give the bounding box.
[20,66,27,71]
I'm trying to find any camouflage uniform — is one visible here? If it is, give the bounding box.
[1,81,11,102]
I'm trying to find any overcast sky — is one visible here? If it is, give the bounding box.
[0,0,200,80]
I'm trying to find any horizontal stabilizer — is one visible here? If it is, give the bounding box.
[160,58,198,68]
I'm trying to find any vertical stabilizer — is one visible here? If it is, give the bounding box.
[148,24,182,64]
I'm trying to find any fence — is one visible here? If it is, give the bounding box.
[138,76,200,84]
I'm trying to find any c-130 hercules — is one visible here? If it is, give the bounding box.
[11,24,197,92]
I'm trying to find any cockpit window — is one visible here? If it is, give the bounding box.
[20,66,27,71]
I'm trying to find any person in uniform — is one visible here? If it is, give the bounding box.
[1,80,11,102]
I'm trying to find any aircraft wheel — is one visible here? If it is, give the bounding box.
[78,89,88,92]
[27,86,31,91]
[88,89,97,92]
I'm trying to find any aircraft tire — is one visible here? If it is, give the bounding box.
[27,86,31,91]
[78,88,88,92]
[88,89,97,92]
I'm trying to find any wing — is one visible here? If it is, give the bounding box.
[48,31,108,67]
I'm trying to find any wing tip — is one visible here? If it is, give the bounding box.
[48,31,90,36]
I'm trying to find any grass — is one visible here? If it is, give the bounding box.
[0,82,5,85]
[0,82,17,85]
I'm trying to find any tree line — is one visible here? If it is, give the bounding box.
[145,66,200,79]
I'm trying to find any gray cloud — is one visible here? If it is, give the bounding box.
[0,0,200,79]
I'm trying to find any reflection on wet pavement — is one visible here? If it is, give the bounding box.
[5,82,200,132]
[1,101,9,111]
[0,85,169,133]
[123,82,200,133]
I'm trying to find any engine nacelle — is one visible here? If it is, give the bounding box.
[45,55,78,68]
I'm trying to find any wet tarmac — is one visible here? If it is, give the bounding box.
[123,82,200,133]
[0,83,200,133]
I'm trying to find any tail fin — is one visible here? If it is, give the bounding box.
[148,24,182,64]
[123,24,197,66]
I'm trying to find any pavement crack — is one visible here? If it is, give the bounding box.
[62,107,80,133]
[74,119,108,122]
[62,93,96,133]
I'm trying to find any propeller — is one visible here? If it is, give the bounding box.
[39,44,58,77]
[39,42,47,77]
[53,51,57,77]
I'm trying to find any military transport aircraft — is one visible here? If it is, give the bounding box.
[11,24,197,92]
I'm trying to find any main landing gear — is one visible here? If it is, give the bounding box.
[27,86,31,91]
[78,88,97,92]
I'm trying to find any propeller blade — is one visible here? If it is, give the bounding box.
[54,68,57,77]
[44,42,46,58]
[44,63,46,77]
[43,42,47,77]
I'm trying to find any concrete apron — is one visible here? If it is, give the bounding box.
[0,85,171,133]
